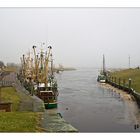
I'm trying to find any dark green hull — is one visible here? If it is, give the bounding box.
[44,102,57,109]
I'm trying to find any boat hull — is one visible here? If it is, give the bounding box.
[97,75,106,83]
[44,102,57,109]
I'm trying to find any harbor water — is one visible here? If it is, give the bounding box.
[56,68,140,132]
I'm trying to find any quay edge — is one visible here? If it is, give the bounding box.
[41,110,78,132]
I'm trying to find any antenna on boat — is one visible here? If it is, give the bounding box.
[128,55,131,69]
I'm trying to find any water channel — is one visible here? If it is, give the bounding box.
[57,68,140,132]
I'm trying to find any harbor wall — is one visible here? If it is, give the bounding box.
[106,76,140,106]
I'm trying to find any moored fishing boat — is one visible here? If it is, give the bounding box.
[97,73,106,83]
[97,54,107,83]
[19,44,59,109]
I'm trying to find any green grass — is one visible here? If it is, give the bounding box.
[110,68,140,93]
[1,87,21,111]
[0,112,42,132]
[3,66,17,72]
[0,87,44,132]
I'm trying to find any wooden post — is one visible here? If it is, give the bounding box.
[0,86,1,103]
[128,78,131,93]
[118,78,121,86]
[114,77,116,83]
[109,76,111,81]
[123,79,125,86]
[112,77,114,83]
[128,78,131,88]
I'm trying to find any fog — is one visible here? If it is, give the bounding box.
[0,8,140,68]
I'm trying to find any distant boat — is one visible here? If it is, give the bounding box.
[56,70,59,73]
[97,73,106,83]
[97,54,107,83]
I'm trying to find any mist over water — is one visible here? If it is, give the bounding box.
[57,68,140,132]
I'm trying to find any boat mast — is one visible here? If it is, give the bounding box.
[40,48,44,82]
[50,53,53,78]
[32,46,38,82]
[128,55,131,69]
[22,54,26,79]
[103,54,106,75]
[44,46,52,86]
[30,58,34,80]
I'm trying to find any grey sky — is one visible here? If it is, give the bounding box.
[0,8,140,68]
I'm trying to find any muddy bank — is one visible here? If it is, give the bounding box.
[99,83,134,101]
[99,83,140,126]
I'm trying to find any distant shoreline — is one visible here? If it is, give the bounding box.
[54,67,76,72]
[62,68,76,71]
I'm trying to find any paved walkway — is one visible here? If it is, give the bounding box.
[41,109,78,132]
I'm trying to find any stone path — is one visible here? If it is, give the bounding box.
[41,109,78,132]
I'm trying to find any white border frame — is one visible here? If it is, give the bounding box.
[0,0,140,7]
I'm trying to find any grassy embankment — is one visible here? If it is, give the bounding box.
[3,66,17,72]
[110,68,140,93]
[0,87,42,132]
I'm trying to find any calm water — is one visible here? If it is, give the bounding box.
[56,68,140,132]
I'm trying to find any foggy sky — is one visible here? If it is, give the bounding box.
[0,8,140,68]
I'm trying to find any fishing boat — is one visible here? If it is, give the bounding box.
[97,73,106,83]
[19,44,59,109]
[36,79,58,109]
[33,45,58,109]
[97,54,107,83]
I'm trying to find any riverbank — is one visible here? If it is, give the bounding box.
[99,83,140,126]
[106,68,140,106]
[110,68,140,93]
[99,83,134,101]
[98,68,140,127]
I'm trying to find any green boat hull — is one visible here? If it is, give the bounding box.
[44,102,57,109]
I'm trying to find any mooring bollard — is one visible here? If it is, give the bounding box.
[128,78,131,93]
[112,77,114,83]
[119,78,121,89]
[136,124,139,128]
[123,79,125,87]
[118,78,121,88]
[0,86,1,103]
[114,77,116,84]
[134,124,137,130]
